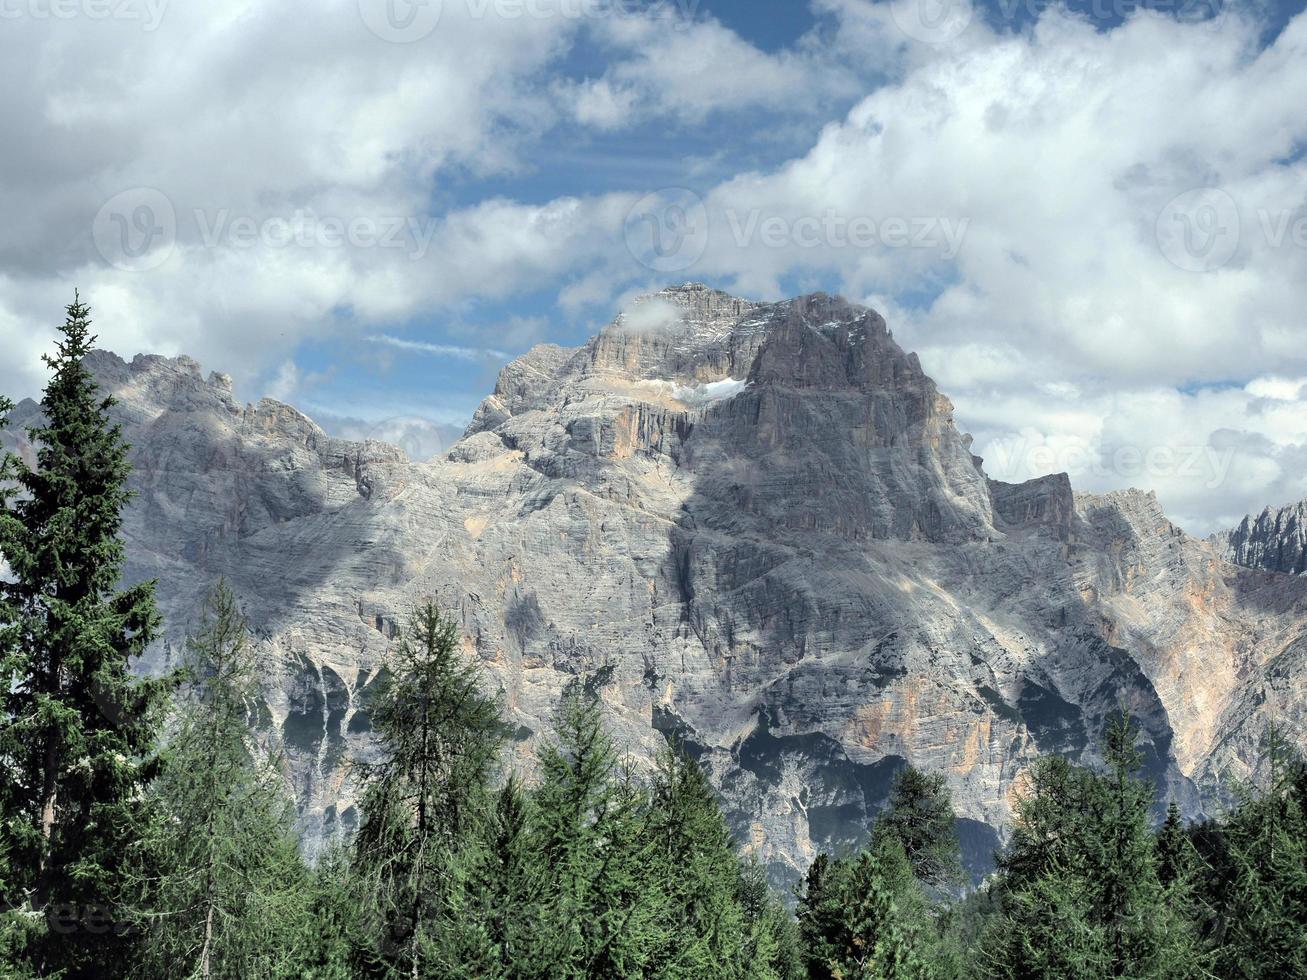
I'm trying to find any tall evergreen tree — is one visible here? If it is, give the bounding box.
[797,837,936,979]
[0,295,167,976]
[285,843,362,980]
[471,775,545,977]
[981,714,1201,979]
[738,859,803,980]
[797,853,841,980]
[1205,727,1307,979]
[644,744,747,977]
[129,581,310,979]
[1154,802,1197,891]
[350,601,504,978]
[876,767,963,892]
[529,671,656,977]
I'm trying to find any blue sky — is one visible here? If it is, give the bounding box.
[1,0,1306,533]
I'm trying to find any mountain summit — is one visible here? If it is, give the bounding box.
[7,284,1305,884]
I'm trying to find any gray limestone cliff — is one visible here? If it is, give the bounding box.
[4,283,1306,887]
[1214,500,1307,578]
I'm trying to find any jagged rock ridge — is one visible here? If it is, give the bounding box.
[1214,500,1307,577]
[4,284,1305,888]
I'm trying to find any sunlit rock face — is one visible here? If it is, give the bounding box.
[6,283,1305,886]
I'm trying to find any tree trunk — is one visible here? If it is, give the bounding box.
[37,734,59,875]
[200,900,214,980]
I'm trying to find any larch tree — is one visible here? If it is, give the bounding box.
[129,581,309,979]
[350,601,504,978]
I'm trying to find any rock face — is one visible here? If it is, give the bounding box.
[1214,501,1307,577]
[5,284,1306,886]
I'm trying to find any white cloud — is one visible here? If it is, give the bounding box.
[2,0,1306,534]
[561,78,640,129]
[615,297,685,334]
[367,335,509,361]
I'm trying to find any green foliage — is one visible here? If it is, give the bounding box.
[0,295,169,977]
[1197,727,1307,979]
[128,581,311,978]
[528,674,658,977]
[979,713,1202,980]
[643,744,748,977]
[285,844,363,980]
[798,836,940,979]
[876,767,963,892]
[467,776,546,976]
[350,601,505,977]
[738,859,803,980]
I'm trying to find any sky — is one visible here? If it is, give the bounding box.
[0,0,1305,536]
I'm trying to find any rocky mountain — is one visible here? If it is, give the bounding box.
[1214,500,1307,577]
[4,283,1306,886]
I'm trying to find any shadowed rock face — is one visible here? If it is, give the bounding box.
[1214,501,1307,578]
[5,283,1306,886]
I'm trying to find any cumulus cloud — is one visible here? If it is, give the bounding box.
[615,297,685,333]
[2,0,1305,534]
[656,5,1307,533]
[315,413,464,461]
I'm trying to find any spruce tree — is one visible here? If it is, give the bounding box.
[738,859,802,980]
[0,295,167,977]
[1154,802,1196,891]
[797,838,936,979]
[529,671,656,977]
[350,601,504,977]
[644,744,747,977]
[471,776,545,977]
[796,853,841,980]
[285,843,362,980]
[982,714,1202,979]
[129,581,310,979]
[876,767,963,891]
[1207,727,1307,979]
